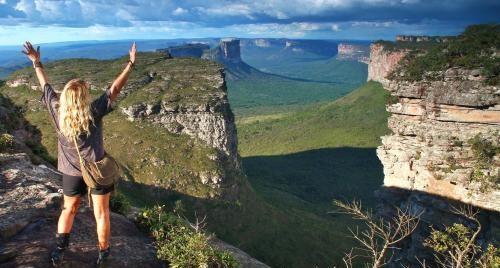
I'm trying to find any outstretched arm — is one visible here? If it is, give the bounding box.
[109,42,136,102]
[22,41,48,88]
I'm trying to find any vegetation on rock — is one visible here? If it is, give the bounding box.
[468,134,500,193]
[137,205,238,268]
[424,207,500,268]
[386,24,500,84]
[0,133,15,151]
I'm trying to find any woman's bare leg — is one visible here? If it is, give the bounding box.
[92,193,111,250]
[57,195,81,233]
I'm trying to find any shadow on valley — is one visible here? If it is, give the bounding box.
[241,147,384,213]
[116,153,381,268]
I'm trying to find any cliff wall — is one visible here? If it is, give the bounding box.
[367,43,407,83]
[202,39,242,64]
[120,64,239,168]
[157,43,210,58]
[370,44,499,210]
[337,43,370,64]
[369,40,499,265]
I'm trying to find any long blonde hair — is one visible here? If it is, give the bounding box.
[59,79,94,138]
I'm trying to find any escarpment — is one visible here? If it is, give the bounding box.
[369,27,500,265]
[202,38,242,64]
[370,43,499,211]
[3,53,242,200]
[367,43,407,84]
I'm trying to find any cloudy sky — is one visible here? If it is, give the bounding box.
[0,0,499,45]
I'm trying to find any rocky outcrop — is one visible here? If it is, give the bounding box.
[367,43,407,83]
[337,43,370,64]
[202,39,242,64]
[374,55,500,210]
[0,153,162,267]
[396,35,450,43]
[157,43,210,58]
[371,40,500,265]
[211,238,270,268]
[120,67,239,168]
[6,76,38,90]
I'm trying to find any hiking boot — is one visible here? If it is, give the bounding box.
[96,247,111,267]
[50,233,70,267]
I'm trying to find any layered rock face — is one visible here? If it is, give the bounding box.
[202,39,242,64]
[396,35,450,43]
[337,43,370,64]
[371,41,499,265]
[157,43,210,58]
[367,44,407,83]
[121,68,239,167]
[371,45,500,210]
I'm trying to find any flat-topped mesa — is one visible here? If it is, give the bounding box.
[157,43,210,58]
[370,35,500,211]
[395,35,451,43]
[202,38,242,64]
[337,43,370,64]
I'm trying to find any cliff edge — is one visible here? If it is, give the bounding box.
[4,54,242,200]
[369,26,499,211]
[368,24,499,266]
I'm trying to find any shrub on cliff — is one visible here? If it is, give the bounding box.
[137,205,238,268]
[424,206,500,268]
[390,24,500,85]
[0,133,15,152]
[467,134,500,193]
[109,190,131,215]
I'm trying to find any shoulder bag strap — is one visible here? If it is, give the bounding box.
[72,135,85,165]
[72,135,93,207]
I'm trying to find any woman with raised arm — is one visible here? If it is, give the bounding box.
[22,41,137,267]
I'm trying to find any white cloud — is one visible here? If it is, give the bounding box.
[331,24,340,31]
[351,21,396,27]
[172,7,187,15]
[199,4,255,19]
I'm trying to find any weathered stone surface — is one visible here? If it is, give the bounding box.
[0,153,62,240]
[120,67,240,170]
[337,43,370,64]
[0,153,163,267]
[367,43,407,84]
[202,39,242,64]
[384,75,500,107]
[211,238,270,268]
[387,98,500,124]
[377,115,499,211]
[370,44,500,212]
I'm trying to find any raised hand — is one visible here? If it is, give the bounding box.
[129,42,136,65]
[22,41,41,63]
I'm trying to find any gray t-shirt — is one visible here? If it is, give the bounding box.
[41,84,113,176]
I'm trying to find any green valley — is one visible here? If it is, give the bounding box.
[237,81,390,215]
[227,58,368,117]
